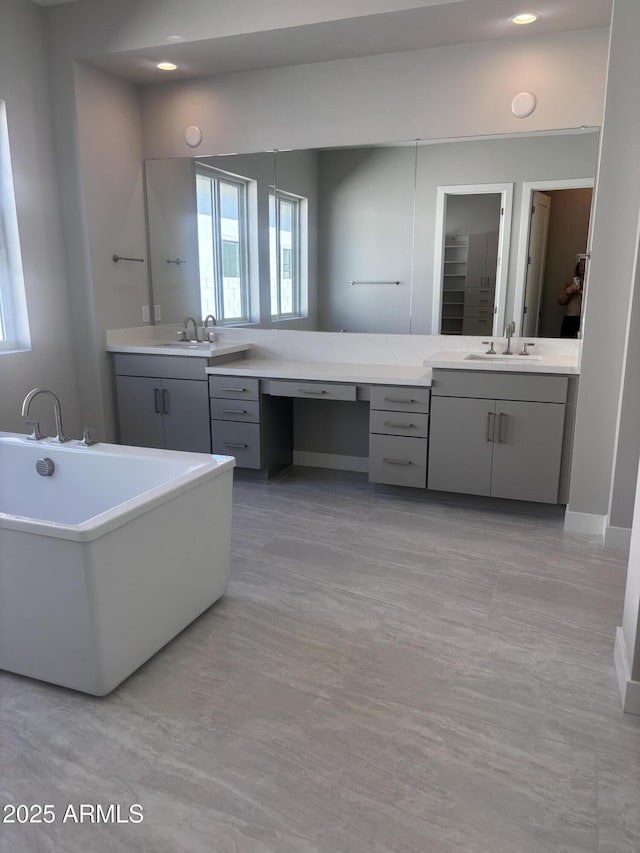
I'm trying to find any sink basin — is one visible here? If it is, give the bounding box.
[152,341,212,350]
[465,353,542,363]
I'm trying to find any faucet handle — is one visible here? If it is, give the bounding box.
[78,426,97,447]
[482,340,496,355]
[520,342,536,356]
[25,419,45,441]
[176,329,187,342]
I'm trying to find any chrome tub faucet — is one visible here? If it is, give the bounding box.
[21,388,69,443]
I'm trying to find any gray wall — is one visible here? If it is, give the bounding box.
[317,146,415,333]
[569,0,640,534]
[539,188,592,338]
[0,0,80,438]
[140,28,608,158]
[445,194,501,236]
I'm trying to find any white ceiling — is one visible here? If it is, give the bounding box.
[41,0,613,83]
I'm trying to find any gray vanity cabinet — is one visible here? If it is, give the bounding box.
[113,355,211,453]
[368,385,430,488]
[428,370,568,504]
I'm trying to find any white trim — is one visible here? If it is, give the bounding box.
[605,525,632,551]
[563,510,606,537]
[292,451,369,473]
[614,626,640,715]
[512,177,595,335]
[432,183,513,336]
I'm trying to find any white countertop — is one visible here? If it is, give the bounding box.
[424,350,580,375]
[205,358,433,386]
[107,342,252,359]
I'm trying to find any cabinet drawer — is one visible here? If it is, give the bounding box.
[210,399,260,423]
[464,289,495,306]
[369,410,429,438]
[208,376,259,401]
[113,353,208,381]
[463,308,494,320]
[462,317,493,334]
[268,380,356,401]
[369,435,428,488]
[432,369,568,404]
[211,421,261,469]
[370,385,430,413]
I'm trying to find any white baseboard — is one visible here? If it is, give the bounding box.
[605,525,632,551]
[614,627,640,715]
[292,451,369,473]
[563,510,607,537]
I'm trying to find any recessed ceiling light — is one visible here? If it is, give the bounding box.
[157,62,177,71]
[510,13,538,24]
[166,35,183,42]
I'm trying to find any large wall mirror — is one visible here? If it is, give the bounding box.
[144,128,598,338]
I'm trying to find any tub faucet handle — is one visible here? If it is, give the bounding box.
[78,426,97,447]
[25,419,45,441]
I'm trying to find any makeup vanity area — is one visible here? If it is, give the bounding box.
[108,327,579,505]
[108,129,592,507]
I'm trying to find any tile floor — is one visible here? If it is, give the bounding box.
[1,468,639,852]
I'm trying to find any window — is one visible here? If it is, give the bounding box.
[270,191,303,318]
[0,101,29,352]
[196,169,250,324]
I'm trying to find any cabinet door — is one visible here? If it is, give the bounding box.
[115,375,165,448]
[465,233,487,287]
[161,378,211,453]
[485,230,499,287]
[428,396,495,496]
[491,400,565,503]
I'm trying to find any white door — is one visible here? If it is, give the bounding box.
[522,191,551,337]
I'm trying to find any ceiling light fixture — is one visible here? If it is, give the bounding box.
[510,13,538,24]
[166,35,183,42]
[157,62,177,71]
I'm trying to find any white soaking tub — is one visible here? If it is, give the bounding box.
[0,432,235,695]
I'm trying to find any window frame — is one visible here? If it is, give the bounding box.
[270,189,303,320]
[0,100,29,353]
[196,165,251,325]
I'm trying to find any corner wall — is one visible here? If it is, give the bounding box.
[0,0,80,437]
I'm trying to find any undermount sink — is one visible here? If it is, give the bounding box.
[154,341,212,349]
[465,353,542,363]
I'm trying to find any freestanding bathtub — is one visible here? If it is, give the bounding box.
[0,432,235,695]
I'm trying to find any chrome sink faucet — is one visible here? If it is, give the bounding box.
[180,316,200,343]
[203,314,217,342]
[21,388,69,443]
[503,321,516,355]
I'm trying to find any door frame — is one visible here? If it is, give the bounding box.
[432,183,514,336]
[512,177,595,335]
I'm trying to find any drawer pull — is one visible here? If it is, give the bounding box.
[224,442,249,449]
[383,421,415,429]
[486,411,495,442]
[221,387,247,393]
[221,409,248,415]
[383,458,413,466]
[384,397,416,404]
[299,388,327,395]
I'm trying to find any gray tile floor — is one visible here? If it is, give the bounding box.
[2,468,640,852]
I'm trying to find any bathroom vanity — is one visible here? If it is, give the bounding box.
[108,332,579,505]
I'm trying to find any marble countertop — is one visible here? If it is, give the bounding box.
[107,342,253,359]
[424,350,580,375]
[205,358,433,386]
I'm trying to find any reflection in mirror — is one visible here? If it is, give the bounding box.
[516,181,593,338]
[432,183,513,337]
[144,129,599,337]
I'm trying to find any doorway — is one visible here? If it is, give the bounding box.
[432,183,514,335]
[514,179,594,337]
